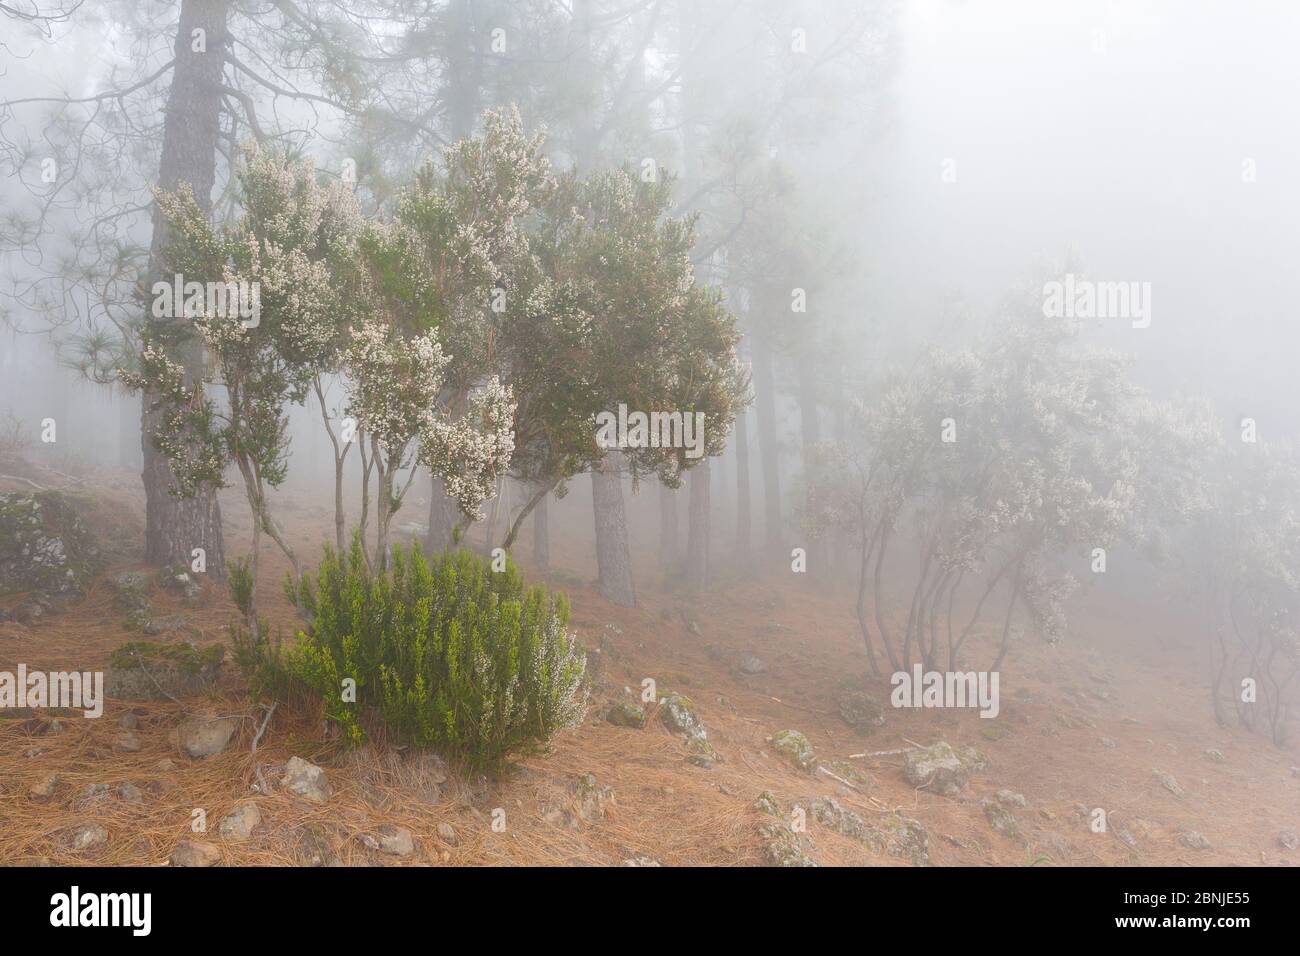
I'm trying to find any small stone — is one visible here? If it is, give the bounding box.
[114,731,142,753]
[178,715,238,758]
[29,773,59,801]
[282,756,330,802]
[622,854,661,866]
[606,700,646,729]
[769,729,817,773]
[170,839,220,867]
[903,740,985,796]
[437,822,459,846]
[83,783,111,802]
[70,824,108,852]
[118,713,139,730]
[118,782,145,804]
[1153,769,1185,797]
[738,654,767,675]
[1277,829,1298,850]
[217,803,262,841]
[376,825,415,857]
[995,789,1026,808]
[1098,737,1116,749]
[753,790,782,817]
[1178,831,1211,850]
[1204,748,1225,763]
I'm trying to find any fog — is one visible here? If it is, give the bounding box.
[1,0,1298,879]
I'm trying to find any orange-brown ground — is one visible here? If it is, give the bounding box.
[2,468,1297,867]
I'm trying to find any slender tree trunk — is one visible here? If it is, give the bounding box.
[752,328,781,556]
[532,486,550,568]
[142,0,229,577]
[685,458,711,593]
[796,351,826,579]
[734,406,752,566]
[425,477,453,555]
[659,480,679,573]
[592,453,635,606]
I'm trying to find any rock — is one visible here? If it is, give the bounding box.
[170,839,220,867]
[1204,748,1225,763]
[574,773,614,822]
[753,790,782,817]
[1099,737,1117,749]
[622,854,661,866]
[158,566,202,602]
[29,773,59,801]
[118,713,139,730]
[178,715,238,758]
[837,688,886,733]
[117,782,145,804]
[1277,829,1298,850]
[995,789,1026,808]
[606,700,646,729]
[294,824,340,867]
[83,783,111,803]
[759,822,817,867]
[809,797,930,865]
[738,654,767,675]
[903,740,986,796]
[217,803,262,842]
[376,825,415,857]
[110,571,150,612]
[437,822,459,846]
[659,693,709,749]
[1153,769,1185,797]
[113,731,142,753]
[982,798,1021,838]
[69,824,108,852]
[106,641,224,701]
[282,756,330,802]
[769,729,817,773]
[0,492,100,597]
[1178,831,1211,850]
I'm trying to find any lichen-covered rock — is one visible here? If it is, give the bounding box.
[158,566,202,602]
[759,822,818,867]
[1178,831,1211,850]
[606,700,646,729]
[69,823,108,853]
[753,790,782,817]
[105,641,224,700]
[659,693,709,748]
[1153,769,1185,797]
[837,688,886,734]
[903,740,985,796]
[0,492,100,597]
[770,729,817,773]
[543,773,615,828]
[808,797,931,865]
[982,798,1021,838]
[110,571,150,612]
[622,854,661,866]
[1278,829,1298,850]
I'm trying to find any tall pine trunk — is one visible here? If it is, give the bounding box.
[685,458,711,592]
[734,406,752,565]
[592,453,635,606]
[142,0,229,576]
[752,328,781,557]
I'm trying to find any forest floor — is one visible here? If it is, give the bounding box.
[2,468,1298,867]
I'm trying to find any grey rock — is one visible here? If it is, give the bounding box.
[178,716,238,758]
[170,839,220,867]
[282,756,330,802]
[217,803,262,841]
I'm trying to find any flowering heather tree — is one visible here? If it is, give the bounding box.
[493,166,748,560]
[1184,439,1300,743]
[807,287,1207,677]
[122,145,362,620]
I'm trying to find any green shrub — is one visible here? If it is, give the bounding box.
[283,537,588,769]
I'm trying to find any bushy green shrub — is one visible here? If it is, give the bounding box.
[283,537,588,769]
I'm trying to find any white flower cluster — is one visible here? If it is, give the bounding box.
[420,376,516,518]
